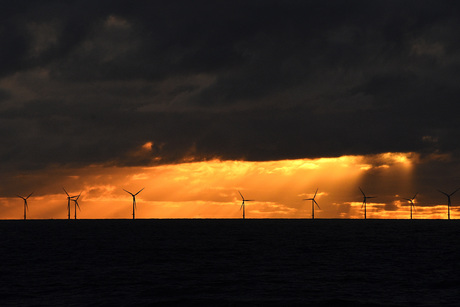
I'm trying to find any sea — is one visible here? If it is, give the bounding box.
[0,219,459,306]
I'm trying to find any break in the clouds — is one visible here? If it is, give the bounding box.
[2,1,460,170]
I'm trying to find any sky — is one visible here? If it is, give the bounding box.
[1,1,460,219]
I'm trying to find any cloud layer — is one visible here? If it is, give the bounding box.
[2,1,460,170]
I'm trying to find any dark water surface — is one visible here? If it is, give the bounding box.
[0,219,459,306]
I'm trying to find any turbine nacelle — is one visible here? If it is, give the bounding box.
[71,192,82,209]
[124,188,145,197]
[402,192,418,205]
[63,187,79,200]
[16,191,34,201]
[359,187,376,204]
[438,188,460,198]
[303,188,320,209]
[238,191,254,202]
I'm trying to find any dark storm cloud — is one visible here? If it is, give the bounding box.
[2,0,460,170]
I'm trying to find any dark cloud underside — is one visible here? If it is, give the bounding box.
[1,0,460,170]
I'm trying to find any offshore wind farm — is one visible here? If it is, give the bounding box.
[4,182,460,220]
[2,1,460,222]
[3,1,460,306]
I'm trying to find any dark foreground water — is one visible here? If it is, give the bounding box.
[0,219,459,306]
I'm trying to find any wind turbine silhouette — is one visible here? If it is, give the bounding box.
[16,192,33,220]
[359,187,375,220]
[303,188,320,219]
[63,188,78,220]
[438,188,460,220]
[123,188,144,219]
[238,191,254,219]
[71,192,82,219]
[402,193,417,220]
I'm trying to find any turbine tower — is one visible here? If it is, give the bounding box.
[402,193,418,220]
[63,188,78,220]
[238,191,254,220]
[303,188,320,219]
[359,187,375,220]
[16,192,33,220]
[438,188,460,220]
[123,188,144,219]
[71,192,82,220]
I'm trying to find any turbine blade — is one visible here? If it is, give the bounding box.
[413,192,418,200]
[76,202,81,211]
[314,188,318,198]
[314,200,320,209]
[450,188,460,196]
[240,203,244,210]
[123,189,134,196]
[359,187,365,197]
[26,192,34,199]
[63,188,70,197]
[238,191,244,200]
[16,195,24,199]
[438,190,449,197]
[75,192,82,200]
[245,199,254,202]
[135,188,145,196]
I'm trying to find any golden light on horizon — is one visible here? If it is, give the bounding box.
[1,151,456,220]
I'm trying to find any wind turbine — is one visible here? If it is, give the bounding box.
[303,188,320,219]
[402,193,418,220]
[71,192,82,220]
[238,191,254,220]
[63,188,78,220]
[438,188,460,220]
[16,192,33,220]
[359,187,376,220]
[123,188,144,219]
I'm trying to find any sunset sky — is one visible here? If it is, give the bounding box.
[1,1,460,219]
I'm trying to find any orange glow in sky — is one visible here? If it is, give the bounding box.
[0,152,457,219]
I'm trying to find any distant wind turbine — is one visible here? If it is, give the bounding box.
[63,188,78,220]
[359,187,376,220]
[16,192,33,220]
[438,188,460,220]
[303,188,320,219]
[124,188,144,219]
[71,192,82,219]
[238,191,254,220]
[402,193,418,220]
